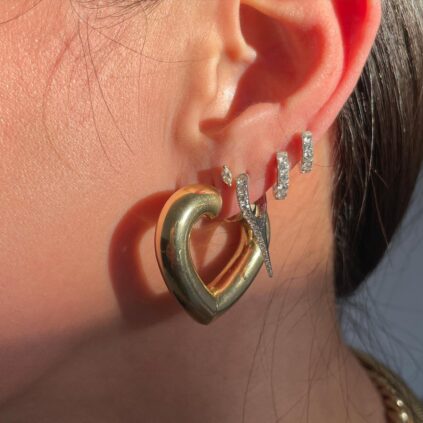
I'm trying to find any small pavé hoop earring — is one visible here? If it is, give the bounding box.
[301,131,314,173]
[273,151,290,200]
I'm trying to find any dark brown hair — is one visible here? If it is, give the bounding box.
[333,0,423,298]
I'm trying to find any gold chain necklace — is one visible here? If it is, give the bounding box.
[352,348,423,423]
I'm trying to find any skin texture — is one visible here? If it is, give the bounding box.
[0,0,385,421]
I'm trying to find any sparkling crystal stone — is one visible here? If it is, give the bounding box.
[221,165,233,187]
[303,131,312,143]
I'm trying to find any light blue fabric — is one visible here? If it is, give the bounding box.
[341,174,423,399]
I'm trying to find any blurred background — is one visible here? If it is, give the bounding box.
[341,173,423,398]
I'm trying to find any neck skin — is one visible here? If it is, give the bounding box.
[0,142,386,422]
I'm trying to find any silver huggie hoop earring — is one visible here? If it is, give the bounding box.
[301,131,314,173]
[273,151,290,200]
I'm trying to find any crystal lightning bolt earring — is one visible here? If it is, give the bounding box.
[235,173,273,277]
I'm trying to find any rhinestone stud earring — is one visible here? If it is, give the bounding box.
[221,165,233,187]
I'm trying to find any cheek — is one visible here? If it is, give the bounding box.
[0,0,213,402]
[0,130,124,401]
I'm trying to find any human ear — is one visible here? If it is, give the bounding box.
[175,0,381,218]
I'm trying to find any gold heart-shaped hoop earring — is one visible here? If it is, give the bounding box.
[155,182,270,325]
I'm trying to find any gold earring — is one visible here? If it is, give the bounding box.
[154,184,270,325]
